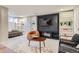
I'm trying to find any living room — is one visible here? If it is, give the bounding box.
[0,5,79,53]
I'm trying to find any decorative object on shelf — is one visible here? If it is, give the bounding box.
[60,22,63,26]
[60,21,72,26]
[64,22,67,26]
[68,21,72,26]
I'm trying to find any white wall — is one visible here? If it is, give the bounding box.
[23,16,37,37]
[27,16,37,31]
[0,6,8,42]
[24,16,31,33]
[74,7,79,34]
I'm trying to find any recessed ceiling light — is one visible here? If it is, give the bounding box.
[60,9,64,11]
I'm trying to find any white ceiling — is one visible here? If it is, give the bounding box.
[4,5,77,17]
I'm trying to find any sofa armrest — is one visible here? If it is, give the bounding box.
[59,44,79,53]
[60,39,77,47]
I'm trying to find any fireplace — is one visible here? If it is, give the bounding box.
[43,32,51,37]
[39,31,59,39]
[37,13,59,39]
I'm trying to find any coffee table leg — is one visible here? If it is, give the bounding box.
[28,40,30,46]
[39,41,41,53]
[43,41,45,47]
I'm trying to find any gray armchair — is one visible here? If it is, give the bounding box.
[59,34,79,53]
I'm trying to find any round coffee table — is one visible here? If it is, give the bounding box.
[33,37,46,53]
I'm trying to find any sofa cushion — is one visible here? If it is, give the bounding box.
[72,34,79,43]
[8,30,22,38]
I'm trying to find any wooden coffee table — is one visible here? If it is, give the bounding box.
[33,37,46,53]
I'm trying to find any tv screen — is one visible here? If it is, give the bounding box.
[37,13,59,33]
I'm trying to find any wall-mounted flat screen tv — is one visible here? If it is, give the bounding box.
[37,13,59,33]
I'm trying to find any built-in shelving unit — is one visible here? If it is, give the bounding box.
[15,18,25,32]
[8,17,26,32]
[59,10,74,40]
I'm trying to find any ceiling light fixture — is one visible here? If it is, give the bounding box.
[60,9,64,11]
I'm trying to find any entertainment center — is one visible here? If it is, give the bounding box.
[37,13,59,39]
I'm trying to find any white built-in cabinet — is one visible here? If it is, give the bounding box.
[59,10,74,37]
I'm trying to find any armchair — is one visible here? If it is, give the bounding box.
[27,31,46,53]
[59,34,79,53]
[27,31,40,46]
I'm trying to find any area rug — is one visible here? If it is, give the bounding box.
[30,46,53,53]
[0,44,15,53]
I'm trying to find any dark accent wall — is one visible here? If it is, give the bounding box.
[37,13,59,39]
